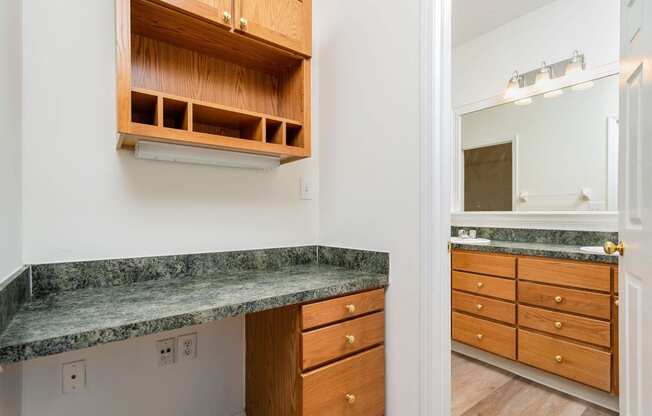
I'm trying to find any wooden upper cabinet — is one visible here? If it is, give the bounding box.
[156,0,234,29]
[234,0,312,56]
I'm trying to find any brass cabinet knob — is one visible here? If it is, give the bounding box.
[476,304,484,311]
[604,241,625,256]
[554,321,563,329]
[240,17,248,30]
[555,355,564,363]
[554,296,563,304]
[615,299,620,306]
[222,11,231,23]
[476,333,484,341]
[345,393,356,404]
[345,304,356,313]
[477,282,484,289]
[345,335,356,344]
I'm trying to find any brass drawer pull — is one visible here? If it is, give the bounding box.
[345,393,356,404]
[345,304,356,313]
[555,355,564,363]
[554,296,563,304]
[345,335,356,344]
[476,333,484,341]
[554,321,563,329]
[476,304,484,311]
[477,282,484,289]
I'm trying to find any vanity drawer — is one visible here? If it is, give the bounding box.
[518,281,611,320]
[518,330,611,391]
[518,305,611,347]
[452,251,516,279]
[452,290,515,324]
[452,312,516,359]
[302,312,384,370]
[519,257,611,292]
[452,271,515,301]
[302,289,385,330]
[302,346,385,416]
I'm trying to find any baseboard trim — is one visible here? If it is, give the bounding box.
[452,341,619,412]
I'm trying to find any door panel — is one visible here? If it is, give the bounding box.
[158,0,234,29]
[234,0,311,56]
[619,0,652,414]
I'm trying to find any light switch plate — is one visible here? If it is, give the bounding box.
[157,338,176,366]
[178,333,197,362]
[300,178,314,200]
[62,360,86,394]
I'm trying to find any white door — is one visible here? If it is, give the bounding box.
[619,0,652,414]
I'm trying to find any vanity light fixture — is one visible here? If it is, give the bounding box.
[504,71,522,99]
[565,50,585,76]
[543,89,564,98]
[514,97,533,106]
[535,62,552,87]
[571,81,595,91]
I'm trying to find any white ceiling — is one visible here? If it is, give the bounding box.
[453,0,559,46]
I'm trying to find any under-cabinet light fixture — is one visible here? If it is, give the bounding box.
[134,141,281,170]
[535,62,552,87]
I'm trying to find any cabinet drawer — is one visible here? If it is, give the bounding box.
[302,346,385,416]
[302,289,384,330]
[302,312,384,370]
[452,312,516,359]
[452,251,516,278]
[614,268,619,294]
[519,305,611,347]
[519,257,611,292]
[452,271,515,301]
[452,290,515,324]
[518,330,611,391]
[518,281,611,320]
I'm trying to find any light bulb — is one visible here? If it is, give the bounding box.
[565,50,584,76]
[535,62,552,87]
[504,71,521,99]
[515,97,533,106]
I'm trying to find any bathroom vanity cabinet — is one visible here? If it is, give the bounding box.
[246,288,386,416]
[115,0,312,163]
[451,250,618,393]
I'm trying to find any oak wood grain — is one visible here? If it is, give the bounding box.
[518,305,611,347]
[452,290,516,325]
[519,257,611,292]
[301,288,384,331]
[302,346,385,416]
[452,251,516,279]
[302,312,384,370]
[452,271,516,301]
[452,312,516,359]
[518,281,611,320]
[518,330,611,392]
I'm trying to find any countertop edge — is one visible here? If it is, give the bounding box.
[451,242,618,264]
[0,276,388,365]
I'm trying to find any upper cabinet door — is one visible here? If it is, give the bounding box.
[234,0,311,57]
[157,0,234,29]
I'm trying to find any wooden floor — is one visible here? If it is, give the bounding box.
[452,352,618,416]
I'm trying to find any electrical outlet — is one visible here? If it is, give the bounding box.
[157,338,176,366]
[62,360,86,394]
[178,333,198,362]
[300,178,314,200]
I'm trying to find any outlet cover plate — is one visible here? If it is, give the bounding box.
[178,333,198,362]
[62,360,86,394]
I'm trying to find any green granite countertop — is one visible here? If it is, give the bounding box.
[0,265,388,364]
[451,240,618,264]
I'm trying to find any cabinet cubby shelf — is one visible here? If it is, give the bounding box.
[120,88,308,160]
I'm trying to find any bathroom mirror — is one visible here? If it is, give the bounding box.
[457,73,619,213]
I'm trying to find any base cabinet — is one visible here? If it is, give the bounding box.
[451,250,618,393]
[246,288,386,415]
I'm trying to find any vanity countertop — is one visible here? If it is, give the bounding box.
[0,264,388,364]
[451,240,618,264]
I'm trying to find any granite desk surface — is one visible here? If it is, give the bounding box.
[0,265,388,364]
[451,240,619,264]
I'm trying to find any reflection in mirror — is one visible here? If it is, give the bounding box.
[461,74,618,212]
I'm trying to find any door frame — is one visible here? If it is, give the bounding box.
[418,0,452,415]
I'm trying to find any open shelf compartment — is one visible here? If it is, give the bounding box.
[131,91,158,126]
[163,98,189,130]
[192,104,263,142]
[265,118,285,145]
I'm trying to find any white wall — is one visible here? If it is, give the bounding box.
[453,0,620,107]
[20,1,318,415]
[0,0,22,283]
[462,74,619,211]
[315,0,422,414]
